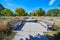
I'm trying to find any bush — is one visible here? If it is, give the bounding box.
[0,19,13,40]
[0,31,4,40]
[0,23,8,31]
[45,31,60,40]
[53,31,60,40]
[53,20,60,31]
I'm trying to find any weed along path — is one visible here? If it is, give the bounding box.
[12,22,48,40]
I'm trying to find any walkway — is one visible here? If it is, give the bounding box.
[12,22,48,40]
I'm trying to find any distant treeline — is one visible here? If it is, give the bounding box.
[0,3,60,16]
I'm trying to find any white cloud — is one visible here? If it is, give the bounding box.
[49,0,56,6]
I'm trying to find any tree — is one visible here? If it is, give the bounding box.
[28,13,32,16]
[0,3,4,11]
[24,12,28,16]
[30,12,37,16]
[15,8,25,16]
[36,8,45,16]
[0,3,4,15]
[1,8,13,16]
[58,4,60,7]
[47,9,60,16]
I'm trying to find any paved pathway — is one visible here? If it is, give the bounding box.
[12,22,48,40]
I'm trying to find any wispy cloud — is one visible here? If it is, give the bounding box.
[4,0,16,7]
[7,3,14,7]
[49,0,56,6]
[4,0,9,2]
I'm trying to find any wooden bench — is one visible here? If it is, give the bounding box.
[39,20,54,30]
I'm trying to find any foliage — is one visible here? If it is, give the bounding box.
[58,4,60,7]
[0,3,4,11]
[0,31,16,40]
[36,8,45,16]
[29,12,37,16]
[29,8,45,16]
[0,20,14,40]
[45,31,60,40]
[57,13,60,16]
[1,8,13,16]
[47,9,60,16]
[0,3,60,16]
[15,8,25,16]
[24,12,28,16]
[53,31,60,40]
[0,3,4,15]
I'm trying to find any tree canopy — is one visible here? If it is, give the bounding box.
[0,3,4,15]
[15,8,25,16]
[47,9,60,16]
[1,8,13,16]
[36,8,45,16]
[29,8,45,16]
[0,3,60,16]
[58,4,60,7]
[0,3,4,11]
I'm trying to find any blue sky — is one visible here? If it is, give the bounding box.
[0,0,60,13]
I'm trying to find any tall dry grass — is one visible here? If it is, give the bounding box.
[0,20,8,31]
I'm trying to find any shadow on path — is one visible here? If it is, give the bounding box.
[15,22,25,31]
[25,34,48,40]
